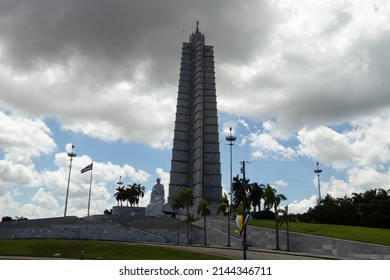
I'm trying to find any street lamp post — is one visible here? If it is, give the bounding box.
[117,176,123,188]
[314,162,322,204]
[241,160,248,260]
[116,176,123,207]
[64,145,76,217]
[225,127,236,247]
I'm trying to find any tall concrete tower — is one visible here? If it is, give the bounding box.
[168,22,222,207]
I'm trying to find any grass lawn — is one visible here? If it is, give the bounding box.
[0,239,230,260]
[248,219,390,246]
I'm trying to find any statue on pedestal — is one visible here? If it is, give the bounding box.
[145,178,165,216]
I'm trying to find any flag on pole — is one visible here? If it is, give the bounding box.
[81,163,93,173]
[235,214,251,236]
[235,215,244,235]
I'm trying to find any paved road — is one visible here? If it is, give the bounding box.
[0,244,339,260]
[138,243,340,260]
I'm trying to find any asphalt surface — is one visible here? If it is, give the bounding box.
[150,244,340,260]
[0,243,341,260]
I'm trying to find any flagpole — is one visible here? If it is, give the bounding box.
[87,161,93,216]
[64,145,76,217]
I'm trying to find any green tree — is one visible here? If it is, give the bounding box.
[124,185,133,206]
[177,187,193,244]
[197,198,211,245]
[249,183,265,212]
[134,184,145,207]
[377,188,390,199]
[217,193,230,215]
[14,216,28,221]
[336,196,356,225]
[184,213,198,244]
[1,216,13,222]
[232,175,251,212]
[125,183,145,207]
[217,193,231,246]
[278,205,296,251]
[172,196,184,244]
[263,184,276,211]
[114,186,125,206]
[300,188,390,228]
[263,184,287,250]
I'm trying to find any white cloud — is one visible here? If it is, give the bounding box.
[274,179,288,187]
[123,165,150,183]
[247,132,295,160]
[315,165,390,202]
[346,166,390,191]
[0,111,56,161]
[0,151,152,218]
[1,0,390,150]
[31,188,60,213]
[0,159,42,187]
[0,189,17,217]
[319,176,352,199]
[297,111,390,169]
[0,111,55,192]
[220,0,390,140]
[288,195,318,214]
[297,126,356,169]
[238,119,250,131]
[1,0,390,219]
[346,113,390,166]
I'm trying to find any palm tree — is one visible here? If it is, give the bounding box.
[217,193,231,246]
[135,183,145,207]
[263,184,287,250]
[114,186,125,206]
[197,198,210,245]
[336,196,355,225]
[172,196,184,244]
[217,193,230,215]
[1,216,13,222]
[278,205,296,251]
[184,213,198,244]
[177,187,193,244]
[249,182,265,212]
[232,175,251,212]
[263,184,276,211]
[124,185,134,206]
[124,183,145,207]
[377,188,390,200]
[274,193,287,250]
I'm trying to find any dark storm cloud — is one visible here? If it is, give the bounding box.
[0,0,274,78]
[0,0,277,146]
[1,0,390,147]
[0,0,184,82]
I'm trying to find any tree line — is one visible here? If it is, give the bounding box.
[298,188,390,229]
[114,183,145,207]
[229,175,288,250]
[230,175,287,215]
[170,175,288,248]
[1,216,28,222]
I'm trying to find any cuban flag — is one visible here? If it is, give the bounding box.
[81,163,93,173]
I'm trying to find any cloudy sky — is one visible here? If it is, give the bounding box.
[1,0,390,219]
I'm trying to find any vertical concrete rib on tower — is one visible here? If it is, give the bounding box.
[168,25,222,206]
